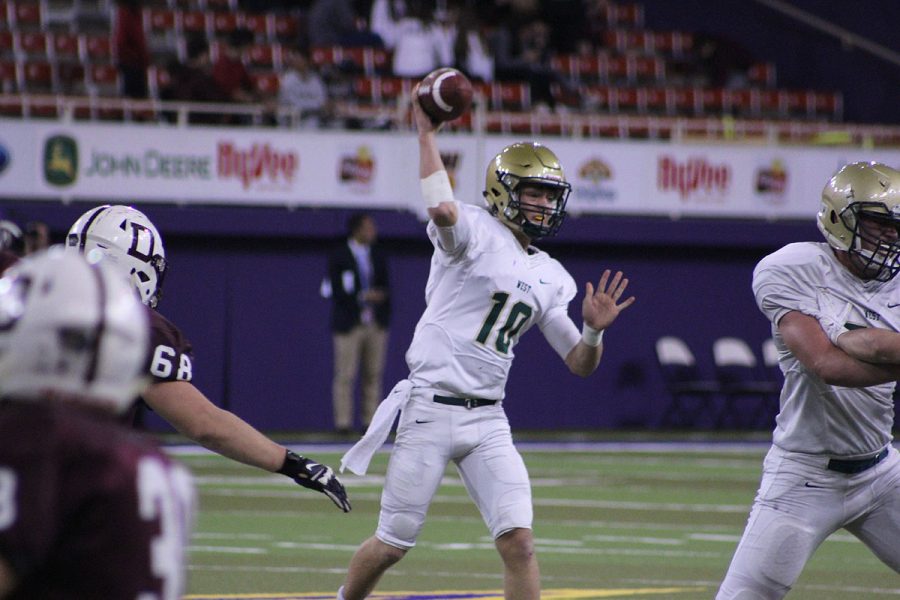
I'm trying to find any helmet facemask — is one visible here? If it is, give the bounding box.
[839,202,900,282]
[496,172,571,239]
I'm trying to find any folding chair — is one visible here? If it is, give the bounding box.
[713,337,780,429]
[656,336,721,428]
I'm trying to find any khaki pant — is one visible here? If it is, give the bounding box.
[332,323,389,430]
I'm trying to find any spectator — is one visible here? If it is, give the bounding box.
[391,2,452,79]
[24,221,50,255]
[0,249,196,599]
[212,27,257,124]
[369,0,406,50]
[325,212,391,435]
[114,0,150,99]
[307,0,356,48]
[277,46,328,128]
[453,6,494,82]
[160,35,226,124]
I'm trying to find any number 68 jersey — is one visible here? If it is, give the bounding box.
[406,203,577,400]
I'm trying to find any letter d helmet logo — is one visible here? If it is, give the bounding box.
[43,134,78,187]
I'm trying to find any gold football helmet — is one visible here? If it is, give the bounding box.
[483,142,571,239]
[818,161,900,281]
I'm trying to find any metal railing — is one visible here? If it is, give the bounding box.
[3,92,900,148]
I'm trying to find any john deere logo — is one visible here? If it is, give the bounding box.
[43,135,78,186]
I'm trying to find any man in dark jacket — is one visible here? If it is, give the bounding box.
[326,213,391,434]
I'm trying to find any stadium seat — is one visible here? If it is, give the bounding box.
[51,31,79,61]
[86,62,119,96]
[656,335,721,428]
[180,10,208,36]
[0,31,12,57]
[21,60,54,94]
[491,81,530,111]
[712,337,780,429]
[211,11,238,39]
[11,1,42,29]
[240,11,270,41]
[250,70,279,97]
[244,42,279,70]
[0,58,17,93]
[747,61,776,87]
[16,31,49,60]
[83,34,112,62]
[273,14,299,42]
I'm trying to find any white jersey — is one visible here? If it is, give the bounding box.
[752,241,899,456]
[405,203,577,400]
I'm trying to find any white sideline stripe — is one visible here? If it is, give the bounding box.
[164,440,779,457]
[187,545,268,554]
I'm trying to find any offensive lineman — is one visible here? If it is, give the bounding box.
[0,249,196,599]
[717,162,900,598]
[66,205,350,512]
[335,86,636,599]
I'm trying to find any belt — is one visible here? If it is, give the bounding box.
[826,447,889,474]
[433,394,497,409]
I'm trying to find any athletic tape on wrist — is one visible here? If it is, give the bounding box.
[582,324,604,347]
[420,170,453,208]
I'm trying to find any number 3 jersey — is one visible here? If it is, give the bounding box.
[406,203,578,400]
[0,402,196,599]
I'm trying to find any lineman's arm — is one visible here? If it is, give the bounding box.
[0,557,16,598]
[780,310,900,386]
[834,328,900,364]
[144,381,286,471]
[143,381,350,511]
[412,84,457,227]
[565,270,636,377]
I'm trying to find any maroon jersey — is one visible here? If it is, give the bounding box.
[147,308,194,384]
[0,401,195,599]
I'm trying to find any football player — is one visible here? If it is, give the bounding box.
[0,220,24,275]
[717,162,900,598]
[0,249,196,599]
[335,87,635,599]
[66,205,350,512]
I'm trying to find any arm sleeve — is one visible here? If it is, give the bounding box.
[426,201,472,256]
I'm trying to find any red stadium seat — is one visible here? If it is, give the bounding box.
[84,34,112,62]
[240,12,270,40]
[16,31,49,59]
[180,10,208,35]
[671,87,702,116]
[244,43,279,70]
[86,63,119,96]
[0,59,18,93]
[273,14,299,42]
[146,7,176,32]
[251,71,279,97]
[21,60,54,93]
[52,32,80,61]
[634,55,665,83]
[211,11,238,39]
[0,31,12,57]
[747,62,776,87]
[11,1,41,29]
[491,81,530,111]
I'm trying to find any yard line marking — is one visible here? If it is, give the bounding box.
[188,545,268,554]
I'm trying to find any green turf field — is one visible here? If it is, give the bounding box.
[176,441,900,599]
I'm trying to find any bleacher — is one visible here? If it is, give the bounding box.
[0,0,893,145]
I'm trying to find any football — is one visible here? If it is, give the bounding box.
[416,67,474,123]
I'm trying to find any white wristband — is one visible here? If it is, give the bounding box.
[581,324,604,347]
[420,170,453,208]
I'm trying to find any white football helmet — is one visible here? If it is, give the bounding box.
[67,205,167,308]
[0,247,150,412]
[818,162,900,281]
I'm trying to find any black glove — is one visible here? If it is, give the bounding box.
[278,450,351,512]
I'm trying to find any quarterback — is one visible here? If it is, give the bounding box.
[66,204,350,512]
[336,85,635,599]
[717,162,900,598]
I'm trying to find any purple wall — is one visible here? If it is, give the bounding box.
[1,200,819,432]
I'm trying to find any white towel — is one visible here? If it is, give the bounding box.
[340,379,413,475]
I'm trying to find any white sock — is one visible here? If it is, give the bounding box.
[337,585,346,600]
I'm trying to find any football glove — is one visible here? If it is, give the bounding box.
[278,450,351,512]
